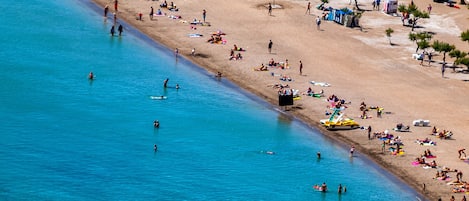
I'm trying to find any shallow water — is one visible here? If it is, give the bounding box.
[0,0,424,200]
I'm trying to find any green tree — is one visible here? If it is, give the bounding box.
[417,40,430,52]
[461,30,469,44]
[385,28,394,45]
[459,58,469,71]
[449,49,468,71]
[398,4,430,31]
[409,32,432,52]
[432,40,455,64]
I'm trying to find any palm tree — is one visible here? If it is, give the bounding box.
[432,40,455,65]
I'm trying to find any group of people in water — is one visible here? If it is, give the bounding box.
[312,182,346,194]
[103,3,124,37]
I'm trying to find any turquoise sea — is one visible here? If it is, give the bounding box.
[0,0,424,200]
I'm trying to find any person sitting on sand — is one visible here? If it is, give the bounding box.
[207,35,215,43]
[160,0,167,8]
[229,52,242,60]
[424,149,433,157]
[428,160,437,168]
[236,53,242,60]
[268,58,277,67]
[359,101,367,111]
[361,110,369,119]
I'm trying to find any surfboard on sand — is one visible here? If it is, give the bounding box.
[310,81,331,87]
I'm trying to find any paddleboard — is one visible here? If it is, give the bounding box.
[150,96,167,100]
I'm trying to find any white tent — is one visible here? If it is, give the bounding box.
[383,0,398,14]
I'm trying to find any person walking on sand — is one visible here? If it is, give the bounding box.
[381,141,386,153]
[367,126,372,140]
[427,4,432,14]
[268,3,272,16]
[299,60,303,75]
[350,145,355,157]
[104,5,109,17]
[202,9,207,22]
[427,52,433,66]
[113,12,117,24]
[305,2,311,15]
[150,6,154,20]
[268,40,273,54]
[441,63,446,78]
[114,0,118,12]
[459,148,466,159]
[316,16,321,30]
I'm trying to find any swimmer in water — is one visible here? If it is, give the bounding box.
[321,182,327,192]
[88,72,94,80]
[266,151,275,155]
[317,151,321,159]
[164,78,169,88]
[154,144,158,151]
[153,120,160,128]
[175,84,180,90]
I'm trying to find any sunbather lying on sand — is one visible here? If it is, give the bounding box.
[254,64,268,71]
[279,75,292,82]
[232,44,245,51]
[269,83,289,89]
[212,30,226,36]
[416,138,437,146]
[432,130,453,139]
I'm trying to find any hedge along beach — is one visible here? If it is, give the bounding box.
[91,0,469,200]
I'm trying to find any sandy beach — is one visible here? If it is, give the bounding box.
[91,0,469,200]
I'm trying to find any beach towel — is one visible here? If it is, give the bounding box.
[411,161,420,166]
[425,155,437,158]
